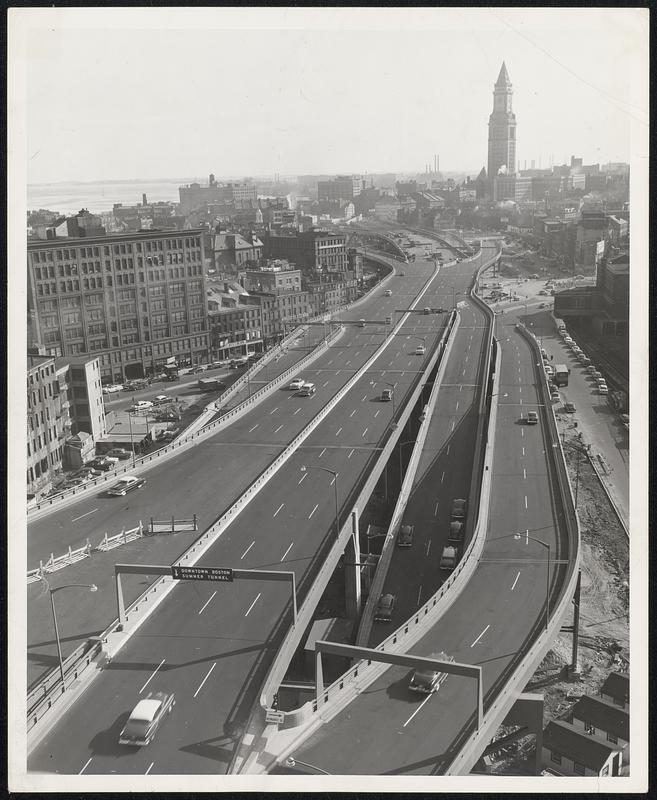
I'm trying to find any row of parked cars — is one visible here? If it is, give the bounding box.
[559,330,608,395]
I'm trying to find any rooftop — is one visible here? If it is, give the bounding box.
[28,227,204,248]
[600,671,629,704]
[543,720,620,770]
[572,695,629,740]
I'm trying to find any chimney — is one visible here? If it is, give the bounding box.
[142,193,147,206]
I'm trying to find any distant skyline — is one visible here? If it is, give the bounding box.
[12,8,647,185]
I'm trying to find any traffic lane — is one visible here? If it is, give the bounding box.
[30,579,293,774]
[293,558,550,775]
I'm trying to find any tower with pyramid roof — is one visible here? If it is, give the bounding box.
[487,62,517,179]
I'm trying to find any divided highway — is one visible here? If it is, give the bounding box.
[281,280,568,775]
[28,247,485,774]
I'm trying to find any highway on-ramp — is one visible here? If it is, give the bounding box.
[28,249,486,774]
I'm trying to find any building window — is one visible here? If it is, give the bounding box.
[585,723,595,735]
[573,761,585,776]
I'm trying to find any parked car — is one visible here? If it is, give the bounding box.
[65,477,90,488]
[374,593,396,622]
[130,400,154,412]
[597,384,609,395]
[586,365,598,374]
[74,466,102,479]
[153,395,172,405]
[89,456,119,471]
[106,448,131,460]
[409,652,455,694]
[397,524,414,547]
[563,402,576,413]
[191,365,207,374]
[451,498,467,519]
[550,391,560,402]
[119,691,175,746]
[102,384,123,395]
[107,475,146,497]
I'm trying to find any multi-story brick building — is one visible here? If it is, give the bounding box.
[27,354,71,497]
[208,304,263,359]
[317,175,363,203]
[264,229,347,273]
[27,229,210,382]
[56,355,107,441]
[178,177,257,215]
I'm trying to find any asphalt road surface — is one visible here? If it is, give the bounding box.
[28,246,488,774]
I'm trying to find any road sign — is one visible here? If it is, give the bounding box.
[171,565,233,582]
[265,708,285,725]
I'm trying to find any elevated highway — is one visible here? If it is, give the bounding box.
[27,245,491,775]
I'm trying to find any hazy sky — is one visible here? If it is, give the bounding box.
[11,8,648,184]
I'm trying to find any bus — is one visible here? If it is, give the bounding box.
[554,364,570,387]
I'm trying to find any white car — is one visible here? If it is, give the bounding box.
[119,691,175,746]
[415,345,426,355]
[288,378,305,391]
[130,400,154,412]
[102,384,123,395]
[153,395,172,405]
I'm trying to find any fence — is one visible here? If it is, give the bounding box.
[27,541,92,584]
[95,522,144,552]
[149,516,198,533]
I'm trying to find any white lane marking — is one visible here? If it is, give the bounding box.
[426,540,431,556]
[526,528,530,544]
[462,368,466,376]
[403,692,433,728]
[309,503,319,519]
[145,763,154,775]
[241,541,255,559]
[362,394,368,401]
[71,508,98,523]
[298,473,307,485]
[248,424,259,433]
[524,495,528,509]
[322,380,329,387]
[434,502,440,516]
[355,351,360,357]
[269,407,278,415]
[274,424,283,433]
[194,662,217,697]
[455,400,460,411]
[327,360,333,366]
[319,447,326,458]
[401,371,405,378]
[446,444,450,456]
[440,472,445,483]
[330,473,338,485]
[280,542,294,561]
[348,448,355,459]
[273,502,285,517]
[374,410,380,418]
[79,757,93,774]
[511,571,521,591]
[244,593,261,617]
[451,421,455,432]
[521,428,524,437]
[140,659,165,693]
[293,408,301,415]
[520,398,523,405]
[522,447,525,456]
[336,427,343,436]
[345,360,351,366]
[362,427,368,437]
[523,468,527,480]
[336,370,341,376]
[198,591,217,615]
[519,387,522,394]
[350,410,357,417]
[470,624,490,647]
[417,585,423,606]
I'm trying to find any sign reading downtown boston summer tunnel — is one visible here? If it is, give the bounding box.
[171,565,234,582]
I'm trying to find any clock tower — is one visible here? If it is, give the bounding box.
[487,62,517,178]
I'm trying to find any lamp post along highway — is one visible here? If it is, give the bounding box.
[127,411,136,467]
[49,583,98,689]
[301,465,340,538]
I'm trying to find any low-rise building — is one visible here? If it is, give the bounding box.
[213,231,264,271]
[55,355,107,441]
[264,228,347,273]
[208,304,263,359]
[542,719,623,777]
[570,695,630,764]
[600,671,629,710]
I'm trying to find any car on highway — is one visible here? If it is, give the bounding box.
[415,345,426,355]
[397,524,414,547]
[451,498,467,519]
[358,319,366,328]
[105,448,131,460]
[527,411,539,424]
[130,400,154,412]
[107,475,146,497]
[191,365,207,374]
[102,384,123,395]
[408,652,455,694]
[381,388,393,402]
[288,378,305,391]
[563,402,576,413]
[153,395,172,405]
[297,382,316,397]
[423,307,431,315]
[230,358,249,368]
[119,691,175,746]
[89,456,119,471]
[448,521,463,542]
[384,289,392,297]
[374,593,396,622]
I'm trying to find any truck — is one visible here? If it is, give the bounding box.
[439,545,458,571]
[198,377,223,392]
[553,364,570,387]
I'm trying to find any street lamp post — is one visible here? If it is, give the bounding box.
[300,465,339,538]
[127,411,136,467]
[515,533,551,632]
[49,583,98,689]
